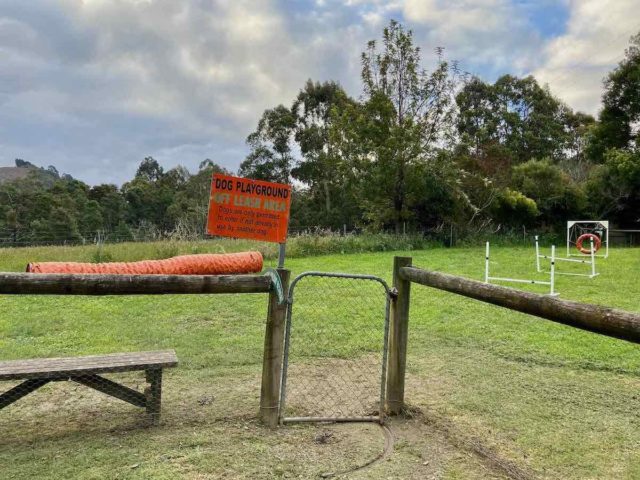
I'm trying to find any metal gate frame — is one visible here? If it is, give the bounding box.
[279,271,392,424]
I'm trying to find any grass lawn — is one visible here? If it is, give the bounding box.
[0,241,639,479]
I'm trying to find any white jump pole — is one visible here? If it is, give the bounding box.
[590,238,596,278]
[550,245,556,296]
[535,235,541,272]
[485,241,490,283]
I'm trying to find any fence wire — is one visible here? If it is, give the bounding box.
[280,272,390,423]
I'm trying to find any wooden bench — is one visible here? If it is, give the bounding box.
[0,350,178,423]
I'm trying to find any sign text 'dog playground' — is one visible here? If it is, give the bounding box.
[207,174,291,243]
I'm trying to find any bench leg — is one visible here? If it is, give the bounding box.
[0,378,50,409]
[145,369,162,424]
[71,374,147,408]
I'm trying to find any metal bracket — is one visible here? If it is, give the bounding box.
[263,268,285,305]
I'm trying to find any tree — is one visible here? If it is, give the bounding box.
[14,159,36,169]
[239,105,297,183]
[587,148,640,225]
[511,159,586,227]
[123,158,175,230]
[347,20,458,231]
[456,75,578,165]
[491,188,539,227]
[588,33,640,160]
[167,160,229,234]
[135,157,165,182]
[291,80,358,225]
[89,184,127,231]
[561,111,596,182]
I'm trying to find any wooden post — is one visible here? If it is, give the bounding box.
[386,256,412,415]
[259,268,290,427]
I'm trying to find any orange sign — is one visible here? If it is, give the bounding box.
[207,174,291,243]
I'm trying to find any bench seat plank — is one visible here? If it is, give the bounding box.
[0,350,178,380]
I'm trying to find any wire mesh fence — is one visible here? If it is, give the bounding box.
[280,272,391,423]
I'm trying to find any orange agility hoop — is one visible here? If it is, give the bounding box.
[575,233,601,255]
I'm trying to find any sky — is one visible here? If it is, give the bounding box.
[1,0,639,185]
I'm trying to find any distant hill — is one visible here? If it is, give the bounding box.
[0,160,71,185]
[0,165,35,184]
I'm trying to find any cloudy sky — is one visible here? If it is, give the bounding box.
[1,0,639,185]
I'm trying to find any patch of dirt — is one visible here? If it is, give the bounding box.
[398,405,538,480]
[283,354,383,419]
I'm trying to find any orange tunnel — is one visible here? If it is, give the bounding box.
[26,251,264,275]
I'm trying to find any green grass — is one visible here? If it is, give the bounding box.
[0,242,639,479]
[0,233,430,271]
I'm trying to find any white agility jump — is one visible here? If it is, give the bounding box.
[536,235,598,278]
[485,242,558,296]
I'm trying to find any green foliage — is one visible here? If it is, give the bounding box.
[239,105,297,183]
[457,75,589,165]
[354,21,457,231]
[511,159,586,226]
[0,158,231,244]
[492,188,539,226]
[587,33,640,160]
[586,148,640,223]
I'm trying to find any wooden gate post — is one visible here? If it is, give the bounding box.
[259,268,290,427]
[386,256,412,415]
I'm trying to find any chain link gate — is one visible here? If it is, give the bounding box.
[279,272,392,424]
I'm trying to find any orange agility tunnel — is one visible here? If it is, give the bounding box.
[26,251,263,275]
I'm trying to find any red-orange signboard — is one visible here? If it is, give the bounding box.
[207,174,291,243]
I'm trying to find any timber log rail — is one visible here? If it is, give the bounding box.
[385,256,640,415]
[0,273,272,295]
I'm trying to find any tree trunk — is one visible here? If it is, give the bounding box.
[323,180,331,215]
[394,158,406,234]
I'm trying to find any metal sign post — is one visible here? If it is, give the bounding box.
[278,242,286,269]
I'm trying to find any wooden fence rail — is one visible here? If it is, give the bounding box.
[399,266,640,344]
[0,273,272,295]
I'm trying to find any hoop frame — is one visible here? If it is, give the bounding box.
[567,220,609,258]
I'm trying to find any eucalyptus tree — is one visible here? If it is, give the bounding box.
[239,105,297,183]
[350,20,459,231]
[588,32,640,161]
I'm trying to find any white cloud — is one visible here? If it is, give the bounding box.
[0,0,383,183]
[532,0,640,114]
[403,0,544,73]
[1,0,637,185]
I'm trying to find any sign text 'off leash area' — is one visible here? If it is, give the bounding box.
[207,174,291,243]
